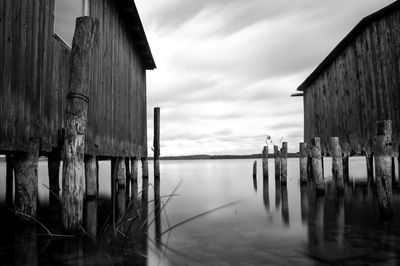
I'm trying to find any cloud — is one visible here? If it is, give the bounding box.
[136,0,395,155]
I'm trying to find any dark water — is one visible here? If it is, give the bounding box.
[1,158,400,265]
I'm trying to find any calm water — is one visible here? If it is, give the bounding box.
[1,157,400,265]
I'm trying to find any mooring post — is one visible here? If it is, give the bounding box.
[131,158,138,199]
[5,154,14,207]
[125,157,131,204]
[299,143,307,184]
[366,152,374,185]
[331,137,344,193]
[85,155,97,199]
[48,148,61,209]
[274,145,281,181]
[253,160,257,178]
[142,158,149,179]
[116,158,126,220]
[391,157,396,186]
[311,137,325,194]
[262,146,268,180]
[61,17,98,232]
[374,120,393,216]
[281,142,288,185]
[154,107,160,178]
[307,150,313,180]
[342,153,350,183]
[13,145,39,217]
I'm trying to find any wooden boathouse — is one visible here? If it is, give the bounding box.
[0,0,155,230]
[295,0,400,156]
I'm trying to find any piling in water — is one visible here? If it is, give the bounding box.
[13,147,39,218]
[253,160,257,178]
[116,158,126,221]
[142,158,149,179]
[48,148,61,209]
[331,137,344,193]
[366,152,374,186]
[5,154,14,207]
[131,158,138,199]
[299,143,308,184]
[374,120,393,216]
[311,137,325,194]
[274,145,281,181]
[391,157,396,185]
[262,146,268,180]
[84,155,98,199]
[343,154,350,183]
[62,17,98,232]
[281,142,288,185]
[125,157,131,204]
[154,107,160,178]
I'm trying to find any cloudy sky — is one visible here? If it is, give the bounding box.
[133,0,394,156]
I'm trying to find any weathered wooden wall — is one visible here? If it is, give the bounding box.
[301,5,400,155]
[1,0,153,158]
[0,0,55,152]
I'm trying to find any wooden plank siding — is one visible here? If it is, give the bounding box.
[1,0,154,158]
[300,5,400,155]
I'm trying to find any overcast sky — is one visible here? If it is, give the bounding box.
[134,0,394,156]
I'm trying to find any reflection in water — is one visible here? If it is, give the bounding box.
[253,175,258,192]
[281,185,289,226]
[262,178,269,213]
[336,194,345,247]
[275,179,281,210]
[300,184,309,224]
[15,226,38,266]
[154,177,162,247]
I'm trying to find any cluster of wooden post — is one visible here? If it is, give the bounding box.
[272,142,288,185]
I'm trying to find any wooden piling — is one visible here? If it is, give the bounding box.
[307,154,313,179]
[13,148,39,217]
[343,154,350,183]
[131,158,138,199]
[61,17,98,232]
[391,157,396,185]
[311,137,325,194]
[366,152,374,185]
[84,155,97,199]
[281,185,289,226]
[274,145,281,181]
[374,120,393,216]
[5,154,14,207]
[262,146,268,180]
[281,142,288,185]
[299,143,308,184]
[154,107,160,178]
[125,157,131,204]
[331,137,344,193]
[142,158,149,179]
[48,149,61,209]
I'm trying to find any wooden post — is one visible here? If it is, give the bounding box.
[125,157,131,204]
[391,157,396,185]
[299,143,307,184]
[61,17,98,232]
[300,184,309,224]
[116,158,126,221]
[131,158,138,199]
[262,146,268,180]
[5,154,14,207]
[274,145,281,181]
[142,158,149,179]
[281,185,289,226]
[311,137,325,194]
[307,154,313,179]
[331,137,344,193]
[84,198,97,240]
[154,107,160,178]
[48,149,61,209]
[13,148,39,217]
[154,176,161,246]
[343,154,350,183]
[374,120,393,216]
[85,155,97,199]
[263,177,270,212]
[281,142,288,185]
[366,152,374,185]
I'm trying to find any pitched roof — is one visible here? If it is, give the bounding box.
[297,0,399,91]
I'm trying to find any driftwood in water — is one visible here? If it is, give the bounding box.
[280,142,288,185]
[311,137,325,194]
[154,107,160,178]
[299,143,308,184]
[274,145,281,181]
[330,137,344,193]
[374,120,393,216]
[262,146,268,180]
[62,17,98,232]
[13,148,39,217]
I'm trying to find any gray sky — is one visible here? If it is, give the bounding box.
[136,0,395,156]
